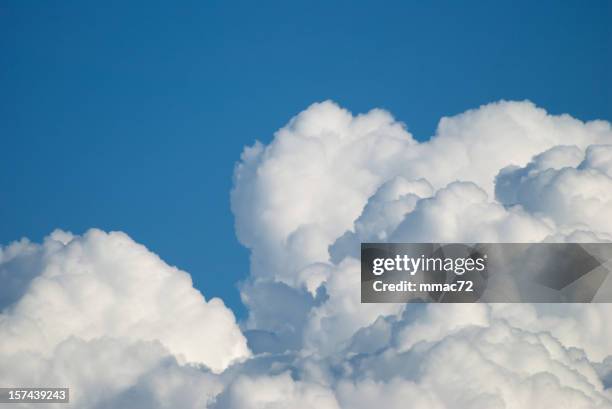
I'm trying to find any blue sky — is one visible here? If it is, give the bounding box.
[1,0,610,318]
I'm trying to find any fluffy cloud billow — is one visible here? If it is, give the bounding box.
[0,229,250,372]
[2,100,612,408]
[0,229,248,407]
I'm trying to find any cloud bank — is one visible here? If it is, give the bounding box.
[2,100,612,408]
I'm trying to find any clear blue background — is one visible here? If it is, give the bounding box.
[1,0,610,318]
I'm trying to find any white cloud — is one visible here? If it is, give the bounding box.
[414,322,612,409]
[0,337,223,409]
[215,372,340,409]
[231,102,417,284]
[390,181,554,243]
[331,310,612,408]
[232,100,610,286]
[0,229,250,373]
[496,145,612,235]
[2,99,612,408]
[228,99,612,407]
[336,378,445,409]
[396,304,490,352]
[510,304,612,362]
[303,257,403,357]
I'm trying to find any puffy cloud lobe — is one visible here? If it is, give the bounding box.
[0,337,223,409]
[390,181,554,243]
[508,303,612,362]
[336,308,612,408]
[496,144,612,235]
[214,372,341,409]
[329,176,433,263]
[336,378,445,409]
[303,258,403,357]
[495,145,585,205]
[416,102,611,196]
[351,176,433,242]
[396,304,490,352]
[415,322,612,409]
[231,102,416,284]
[240,279,318,354]
[582,144,612,177]
[0,229,249,373]
[100,353,223,409]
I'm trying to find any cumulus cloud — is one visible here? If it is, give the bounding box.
[0,228,251,409]
[0,229,249,373]
[232,100,611,285]
[2,99,612,408]
[228,100,612,407]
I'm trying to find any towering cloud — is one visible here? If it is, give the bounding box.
[228,100,612,408]
[232,101,611,283]
[1,100,611,407]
